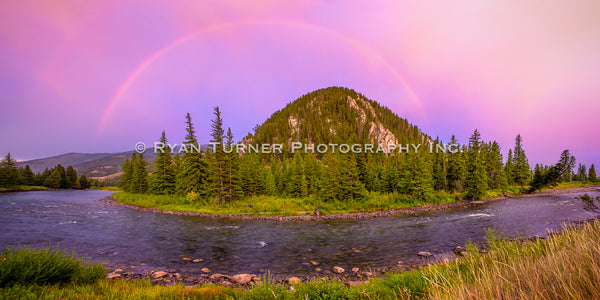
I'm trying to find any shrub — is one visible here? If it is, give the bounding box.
[0,246,106,287]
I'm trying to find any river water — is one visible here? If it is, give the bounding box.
[1,189,599,277]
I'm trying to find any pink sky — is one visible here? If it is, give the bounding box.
[1,0,599,167]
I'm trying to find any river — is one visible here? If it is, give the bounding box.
[1,189,599,278]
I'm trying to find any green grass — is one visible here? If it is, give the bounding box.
[0,186,48,193]
[97,186,121,191]
[3,219,600,298]
[0,246,106,288]
[112,191,457,216]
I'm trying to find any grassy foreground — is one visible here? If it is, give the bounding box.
[3,217,600,299]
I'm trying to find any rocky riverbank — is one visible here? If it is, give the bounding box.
[100,185,599,221]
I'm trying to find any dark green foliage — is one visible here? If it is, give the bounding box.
[511,134,531,186]
[529,150,577,192]
[149,131,175,195]
[208,106,227,202]
[464,129,488,200]
[130,154,149,193]
[0,153,19,187]
[446,135,466,193]
[66,166,78,189]
[222,127,243,201]
[589,164,597,183]
[398,152,434,201]
[20,165,35,186]
[486,141,508,189]
[0,246,106,287]
[44,168,63,189]
[78,175,90,189]
[338,153,368,201]
[175,113,208,196]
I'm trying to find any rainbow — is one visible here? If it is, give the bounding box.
[97,19,423,132]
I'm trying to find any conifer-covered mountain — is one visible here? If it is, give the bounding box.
[245,87,428,146]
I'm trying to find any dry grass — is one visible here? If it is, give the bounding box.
[425,221,600,299]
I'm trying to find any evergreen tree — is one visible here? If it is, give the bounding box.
[208,106,226,202]
[576,163,587,181]
[486,141,508,189]
[52,164,68,189]
[511,134,531,186]
[131,154,149,193]
[398,152,433,201]
[0,153,19,187]
[588,164,597,183]
[176,113,208,197]
[504,149,514,184]
[78,175,90,189]
[431,138,448,191]
[119,157,133,192]
[557,150,576,181]
[337,153,367,201]
[66,166,78,189]
[44,168,62,189]
[149,131,175,195]
[446,135,465,193]
[464,129,488,200]
[222,127,243,201]
[319,153,340,202]
[20,165,35,186]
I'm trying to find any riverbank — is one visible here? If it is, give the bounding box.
[103,183,599,221]
[3,215,600,299]
[0,185,47,193]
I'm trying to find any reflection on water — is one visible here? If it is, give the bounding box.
[1,189,599,277]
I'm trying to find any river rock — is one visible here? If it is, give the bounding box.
[193,259,202,263]
[418,251,432,258]
[232,274,253,284]
[114,268,123,273]
[201,267,210,273]
[311,261,320,266]
[453,246,466,254]
[345,280,368,287]
[173,273,182,280]
[333,266,345,274]
[106,272,121,279]
[182,257,192,261]
[287,277,301,284]
[361,271,373,277]
[456,250,468,257]
[152,271,168,279]
[351,267,359,272]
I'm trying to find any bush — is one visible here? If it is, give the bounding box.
[0,246,106,287]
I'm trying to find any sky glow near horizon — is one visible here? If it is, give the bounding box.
[1,0,599,167]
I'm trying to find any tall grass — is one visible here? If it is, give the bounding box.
[0,246,106,287]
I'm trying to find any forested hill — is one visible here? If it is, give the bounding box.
[245,87,428,146]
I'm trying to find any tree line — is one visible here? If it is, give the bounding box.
[118,107,598,204]
[0,153,100,189]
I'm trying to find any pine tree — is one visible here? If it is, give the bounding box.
[557,150,576,181]
[486,141,508,189]
[337,153,367,201]
[131,154,149,193]
[319,152,340,202]
[66,166,78,189]
[44,168,63,189]
[176,113,208,197]
[464,129,488,200]
[21,165,35,186]
[398,152,434,201]
[504,149,514,184]
[446,135,465,193]
[0,153,19,187]
[149,131,176,195]
[431,138,447,191]
[222,127,243,201]
[576,163,587,181]
[119,157,133,192]
[79,175,90,189]
[588,164,597,183]
[208,107,226,202]
[511,134,531,186]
